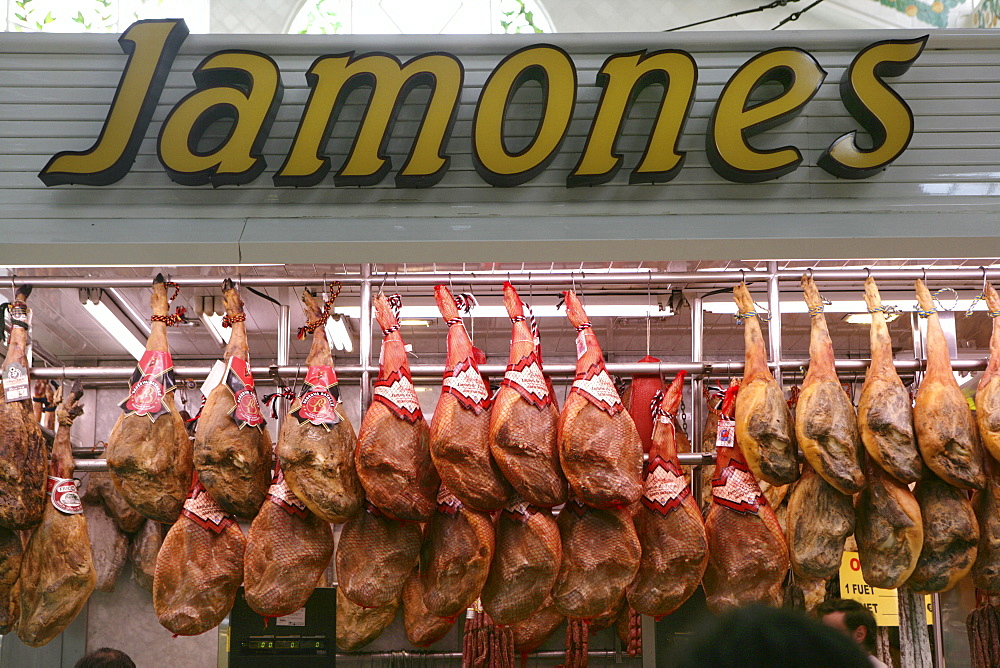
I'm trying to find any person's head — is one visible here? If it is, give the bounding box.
[816,598,878,655]
[670,604,870,668]
[74,648,135,668]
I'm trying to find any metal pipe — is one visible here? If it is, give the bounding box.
[359,264,373,410]
[690,294,705,506]
[334,650,632,660]
[276,301,290,432]
[73,451,718,474]
[931,592,946,668]
[29,357,989,381]
[10,267,1000,290]
[767,261,783,387]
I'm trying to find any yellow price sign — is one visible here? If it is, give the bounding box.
[839,552,932,626]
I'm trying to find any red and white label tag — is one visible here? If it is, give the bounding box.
[503,496,538,523]
[442,358,491,414]
[182,479,236,534]
[711,459,764,515]
[290,365,341,429]
[120,350,176,421]
[715,419,736,448]
[225,356,265,430]
[641,457,689,515]
[373,369,423,423]
[437,485,463,516]
[501,352,551,409]
[571,363,623,415]
[266,467,309,518]
[48,476,82,515]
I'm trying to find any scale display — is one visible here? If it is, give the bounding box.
[227,587,336,667]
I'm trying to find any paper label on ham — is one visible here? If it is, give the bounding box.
[3,362,29,402]
[437,485,463,516]
[715,419,736,448]
[290,365,341,429]
[224,356,266,430]
[442,357,491,414]
[47,476,82,515]
[575,331,588,358]
[266,467,309,518]
[182,480,236,534]
[373,369,423,423]
[641,457,690,515]
[571,363,623,415]
[711,459,764,515]
[119,350,176,420]
[501,352,551,409]
[503,496,538,523]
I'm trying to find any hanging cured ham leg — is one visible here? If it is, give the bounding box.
[356,292,438,521]
[913,279,985,489]
[906,470,979,594]
[429,285,509,511]
[622,357,666,455]
[277,289,363,523]
[18,386,96,647]
[420,485,495,618]
[481,498,561,625]
[107,275,193,524]
[796,274,865,494]
[972,455,1000,592]
[489,281,566,507]
[558,290,642,509]
[403,568,454,648]
[194,279,272,518]
[858,276,922,483]
[153,474,246,636]
[703,382,789,613]
[854,454,922,589]
[244,462,334,617]
[627,371,709,618]
[976,282,1000,464]
[0,285,48,530]
[0,527,20,634]
[732,283,799,486]
[785,462,854,580]
[336,503,421,608]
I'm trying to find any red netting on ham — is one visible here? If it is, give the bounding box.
[336,504,420,609]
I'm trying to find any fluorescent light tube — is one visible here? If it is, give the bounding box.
[326,314,354,353]
[843,312,901,325]
[200,312,232,346]
[82,300,146,360]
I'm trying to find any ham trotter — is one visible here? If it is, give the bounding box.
[18,386,96,647]
[429,285,509,512]
[703,381,789,613]
[0,285,49,530]
[106,274,193,524]
[732,282,799,486]
[194,279,272,519]
[244,462,334,617]
[420,484,495,618]
[913,278,985,489]
[976,282,1000,464]
[558,289,643,509]
[356,291,438,522]
[153,474,245,636]
[627,371,709,618]
[277,289,363,524]
[796,274,865,494]
[336,502,420,609]
[489,281,567,508]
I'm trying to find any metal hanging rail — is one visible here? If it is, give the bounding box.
[9,266,1000,289]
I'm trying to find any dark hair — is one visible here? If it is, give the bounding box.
[816,597,878,653]
[74,648,136,668]
[669,605,870,668]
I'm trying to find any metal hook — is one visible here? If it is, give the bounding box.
[982,266,989,293]
[377,271,388,292]
[922,267,927,283]
[740,268,746,284]
[865,266,871,280]
[806,267,813,279]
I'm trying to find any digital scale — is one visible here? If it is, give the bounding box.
[226,587,336,667]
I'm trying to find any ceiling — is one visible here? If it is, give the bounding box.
[3,258,997,382]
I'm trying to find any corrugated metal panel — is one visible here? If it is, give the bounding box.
[0,28,997,263]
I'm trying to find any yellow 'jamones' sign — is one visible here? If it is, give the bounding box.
[38,19,927,189]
